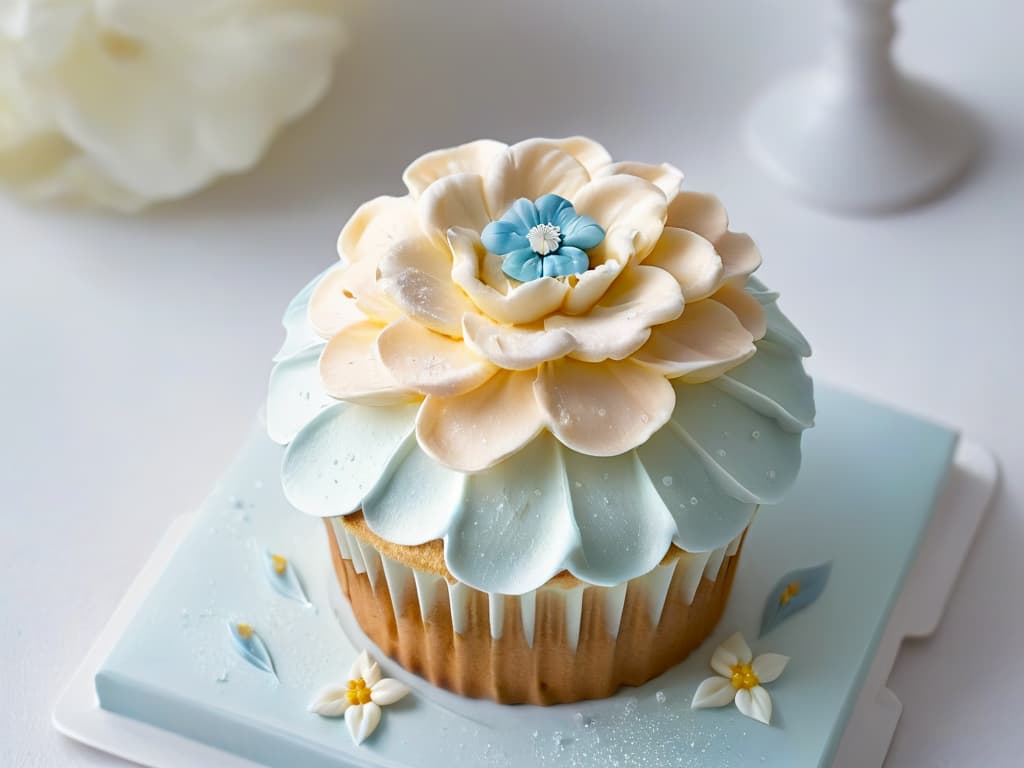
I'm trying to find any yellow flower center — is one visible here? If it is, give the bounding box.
[99,30,146,60]
[236,623,253,640]
[729,663,760,690]
[779,581,800,606]
[271,554,288,575]
[346,677,373,705]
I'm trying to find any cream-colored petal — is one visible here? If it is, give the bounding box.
[418,173,491,248]
[345,702,382,745]
[718,232,763,282]
[595,161,684,202]
[338,195,421,264]
[535,359,675,456]
[691,676,737,710]
[572,175,667,263]
[463,313,576,371]
[308,267,368,339]
[735,686,772,725]
[320,321,418,405]
[546,265,684,363]
[721,631,753,665]
[449,228,568,324]
[349,649,374,682]
[545,136,613,177]
[377,318,498,396]
[377,235,476,337]
[402,139,508,198]
[561,257,625,315]
[307,684,351,717]
[632,299,756,381]
[369,678,410,706]
[643,227,724,301]
[665,190,728,243]
[752,653,789,684]
[336,258,401,324]
[484,139,590,218]
[711,282,767,340]
[416,370,545,472]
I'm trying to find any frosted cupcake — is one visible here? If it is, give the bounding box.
[268,137,814,705]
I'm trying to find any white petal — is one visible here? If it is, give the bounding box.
[418,173,491,248]
[377,236,477,337]
[307,684,351,717]
[307,267,368,339]
[665,191,728,243]
[338,196,421,264]
[377,318,497,396]
[545,265,684,363]
[691,676,737,710]
[449,228,568,324]
[544,136,613,176]
[752,653,789,684]
[334,258,402,324]
[572,175,667,263]
[349,649,374,681]
[370,678,410,706]
[735,686,772,725]
[319,321,418,405]
[463,313,576,370]
[416,370,545,472]
[595,161,684,202]
[561,254,626,315]
[712,282,767,340]
[484,139,590,218]
[642,227,724,301]
[402,139,508,197]
[717,232,763,282]
[710,631,753,676]
[535,358,675,457]
[345,702,382,745]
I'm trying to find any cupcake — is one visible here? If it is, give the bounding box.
[268,137,814,705]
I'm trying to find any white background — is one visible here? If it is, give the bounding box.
[2,1,1020,765]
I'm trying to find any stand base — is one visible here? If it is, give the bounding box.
[747,72,976,215]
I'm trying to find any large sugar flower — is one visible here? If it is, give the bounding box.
[0,0,345,210]
[269,137,814,595]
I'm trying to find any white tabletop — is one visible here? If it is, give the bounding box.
[2,1,1020,765]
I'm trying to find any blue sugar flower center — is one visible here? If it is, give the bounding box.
[480,194,605,282]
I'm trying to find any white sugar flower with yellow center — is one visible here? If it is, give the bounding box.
[691,631,789,725]
[308,650,410,745]
[0,0,345,210]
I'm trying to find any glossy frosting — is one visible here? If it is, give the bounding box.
[267,138,814,595]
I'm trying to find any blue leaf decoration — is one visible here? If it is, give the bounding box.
[264,551,311,606]
[228,621,277,678]
[759,561,832,638]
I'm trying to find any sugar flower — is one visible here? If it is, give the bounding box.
[308,650,410,745]
[0,0,345,210]
[691,631,788,725]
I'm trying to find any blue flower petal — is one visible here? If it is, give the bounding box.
[502,198,541,230]
[481,220,528,255]
[502,247,544,282]
[759,561,832,637]
[534,194,574,226]
[542,246,590,277]
[228,622,277,678]
[561,214,605,250]
[263,551,311,606]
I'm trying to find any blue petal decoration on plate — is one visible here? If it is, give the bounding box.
[228,621,277,678]
[759,561,832,637]
[263,551,311,606]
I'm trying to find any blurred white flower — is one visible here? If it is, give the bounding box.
[0,0,345,210]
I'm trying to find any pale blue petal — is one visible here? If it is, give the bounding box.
[541,246,589,277]
[266,344,333,445]
[227,622,276,677]
[745,276,780,305]
[763,300,812,357]
[263,551,311,606]
[501,247,544,282]
[274,268,330,362]
[760,562,832,637]
[534,193,573,225]
[501,198,541,230]
[481,220,528,255]
[713,339,815,433]
[560,215,605,250]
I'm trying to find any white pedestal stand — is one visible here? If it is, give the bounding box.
[746,0,976,215]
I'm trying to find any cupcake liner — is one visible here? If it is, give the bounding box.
[326,516,744,705]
